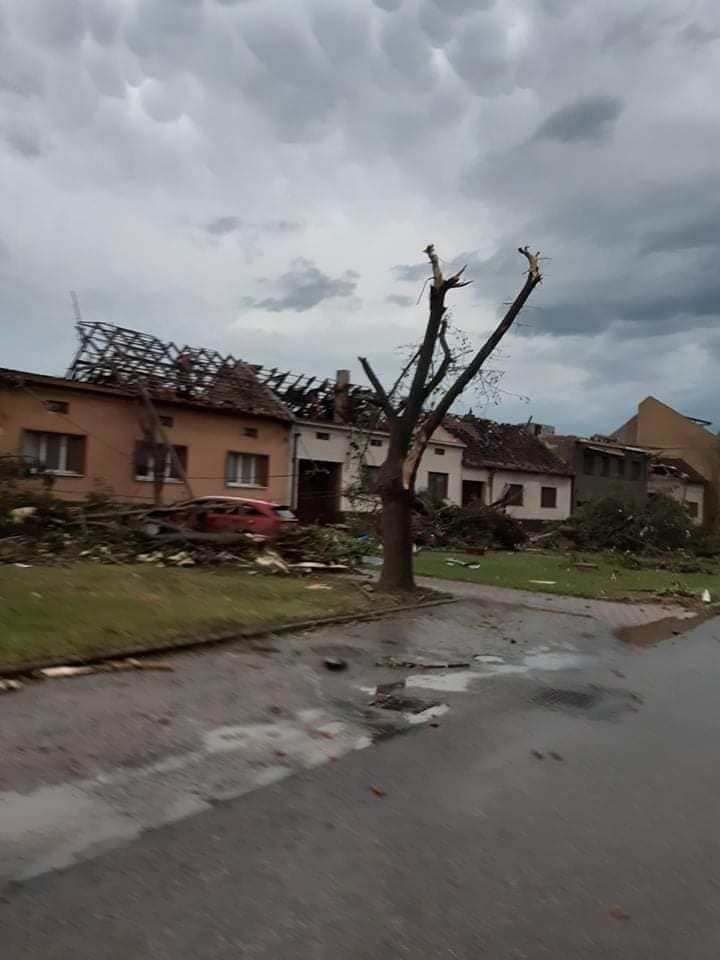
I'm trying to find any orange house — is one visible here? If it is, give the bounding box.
[0,368,293,505]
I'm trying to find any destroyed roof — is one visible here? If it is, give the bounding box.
[650,457,707,485]
[444,415,572,476]
[65,322,291,421]
[253,368,380,425]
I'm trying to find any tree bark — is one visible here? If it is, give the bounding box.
[378,484,415,592]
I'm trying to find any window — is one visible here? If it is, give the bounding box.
[506,483,524,506]
[22,430,85,474]
[686,501,699,519]
[315,431,330,441]
[631,459,642,481]
[616,458,625,478]
[600,455,610,477]
[369,438,383,447]
[135,442,187,482]
[159,415,174,428]
[243,427,258,439]
[434,447,445,456]
[462,480,485,506]
[427,472,449,500]
[541,486,557,509]
[583,451,594,475]
[226,451,269,487]
[44,400,68,414]
[361,464,381,493]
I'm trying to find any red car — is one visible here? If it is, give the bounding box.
[150,497,298,538]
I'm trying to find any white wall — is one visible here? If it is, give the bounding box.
[648,477,704,525]
[491,469,572,521]
[294,422,465,512]
[461,466,571,520]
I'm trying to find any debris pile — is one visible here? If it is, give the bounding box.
[411,493,527,551]
[0,491,371,571]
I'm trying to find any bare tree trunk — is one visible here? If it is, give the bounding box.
[378,483,415,592]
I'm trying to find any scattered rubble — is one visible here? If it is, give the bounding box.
[0,493,370,572]
[375,655,470,670]
[37,658,174,680]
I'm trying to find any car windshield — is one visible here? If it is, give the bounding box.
[273,506,296,520]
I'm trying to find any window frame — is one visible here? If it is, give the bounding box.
[135,442,187,484]
[506,483,524,506]
[225,451,269,488]
[583,451,594,475]
[540,486,557,509]
[22,429,85,476]
[360,464,381,493]
[427,471,449,500]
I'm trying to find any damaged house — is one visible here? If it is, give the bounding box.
[443,417,573,521]
[0,323,293,505]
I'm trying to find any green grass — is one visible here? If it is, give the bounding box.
[0,565,378,669]
[413,549,720,602]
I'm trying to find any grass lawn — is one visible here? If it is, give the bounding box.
[413,549,720,603]
[0,565,380,669]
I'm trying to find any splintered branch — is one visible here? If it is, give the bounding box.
[421,320,452,401]
[518,246,541,281]
[358,356,396,421]
[423,244,444,289]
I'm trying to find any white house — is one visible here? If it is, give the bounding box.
[445,416,573,522]
[292,420,465,520]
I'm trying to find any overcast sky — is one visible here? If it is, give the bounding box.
[1,0,719,434]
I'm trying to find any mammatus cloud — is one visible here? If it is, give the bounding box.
[242,258,359,313]
[534,94,625,144]
[0,0,718,436]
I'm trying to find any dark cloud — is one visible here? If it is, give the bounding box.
[2,124,45,157]
[244,258,359,313]
[205,216,302,236]
[641,212,720,254]
[206,215,243,235]
[1,0,718,436]
[678,21,720,46]
[534,94,624,144]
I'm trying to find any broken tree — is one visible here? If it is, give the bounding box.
[360,244,543,591]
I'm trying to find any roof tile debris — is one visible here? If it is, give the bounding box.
[444,415,572,476]
[650,456,707,485]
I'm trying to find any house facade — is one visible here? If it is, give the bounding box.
[292,419,464,522]
[445,416,573,522]
[613,396,720,520]
[0,368,293,505]
[544,435,652,510]
[648,457,706,525]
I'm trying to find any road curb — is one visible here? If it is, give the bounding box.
[0,596,457,679]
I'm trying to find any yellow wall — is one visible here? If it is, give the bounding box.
[0,381,292,504]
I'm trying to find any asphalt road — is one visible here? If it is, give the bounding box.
[3,608,720,957]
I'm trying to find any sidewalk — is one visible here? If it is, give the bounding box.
[416,576,697,629]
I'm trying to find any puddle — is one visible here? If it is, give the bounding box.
[523,652,595,671]
[618,613,702,647]
[406,664,528,692]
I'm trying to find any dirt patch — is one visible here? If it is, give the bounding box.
[618,613,705,647]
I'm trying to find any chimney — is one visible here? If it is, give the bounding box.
[334,369,350,423]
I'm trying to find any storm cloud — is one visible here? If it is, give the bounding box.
[1,0,719,434]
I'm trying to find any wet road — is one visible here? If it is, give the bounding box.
[3,606,720,957]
